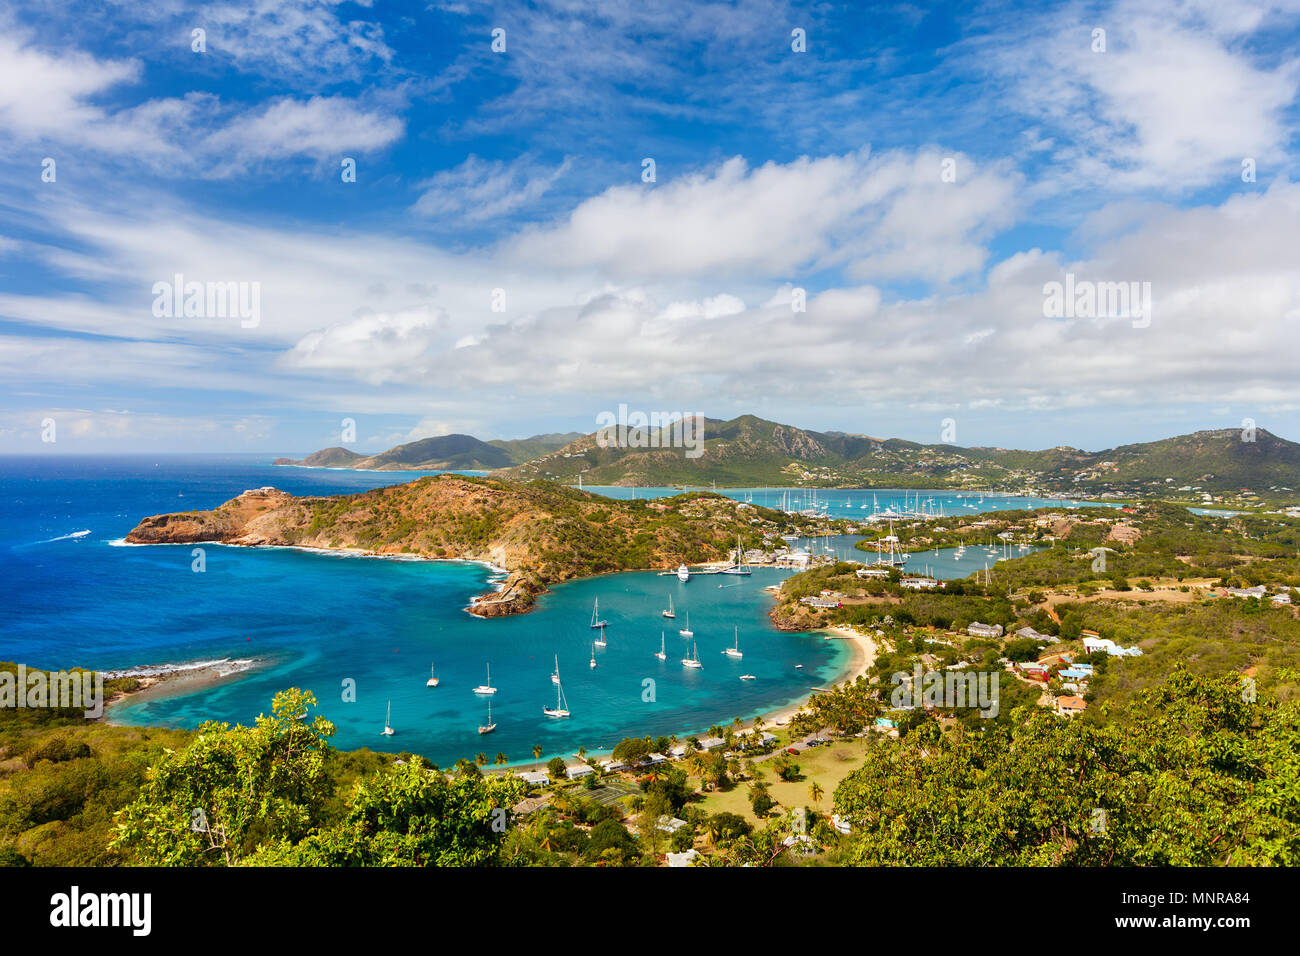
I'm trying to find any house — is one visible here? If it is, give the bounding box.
[656,815,688,833]
[1082,636,1143,657]
[1226,585,1268,599]
[668,744,689,759]
[665,849,700,867]
[1016,626,1058,643]
[642,752,667,765]
[696,736,726,751]
[800,597,841,609]
[967,622,1004,638]
[856,567,890,579]
[518,770,550,787]
[1058,667,1092,681]
[1056,695,1087,716]
[564,763,595,779]
[599,759,628,772]
[900,576,940,590]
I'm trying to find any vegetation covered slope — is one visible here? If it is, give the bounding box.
[494,414,1300,496]
[275,432,583,471]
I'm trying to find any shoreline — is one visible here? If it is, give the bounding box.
[103,657,264,719]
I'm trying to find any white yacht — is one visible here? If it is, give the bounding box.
[682,641,702,668]
[381,701,394,736]
[655,632,667,661]
[473,663,497,696]
[425,662,439,688]
[676,564,691,582]
[678,612,693,639]
[724,626,743,659]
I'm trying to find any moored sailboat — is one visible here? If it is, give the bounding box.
[662,594,675,619]
[473,663,497,695]
[544,677,570,718]
[478,698,496,734]
[682,640,702,669]
[381,700,394,736]
[724,626,743,659]
[426,662,439,687]
[678,612,693,638]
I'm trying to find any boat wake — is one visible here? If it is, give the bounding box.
[13,529,92,549]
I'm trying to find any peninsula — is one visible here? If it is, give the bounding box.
[124,474,829,616]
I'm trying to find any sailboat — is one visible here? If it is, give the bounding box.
[590,598,608,629]
[655,632,667,661]
[473,663,497,695]
[593,623,607,648]
[551,654,561,685]
[478,698,496,734]
[426,662,439,687]
[590,643,597,669]
[381,700,395,736]
[678,612,693,638]
[724,626,743,659]
[682,640,702,669]
[662,594,675,619]
[543,677,570,718]
[721,534,752,575]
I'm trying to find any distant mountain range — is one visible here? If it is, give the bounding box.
[273,432,583,472]
[278,415,1300,496]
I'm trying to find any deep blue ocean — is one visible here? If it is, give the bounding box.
[0,455,856,766]
[0,455,1110,766]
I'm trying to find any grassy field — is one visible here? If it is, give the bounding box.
[695,737,874,824]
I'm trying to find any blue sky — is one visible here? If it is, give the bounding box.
[2,0,1299,455]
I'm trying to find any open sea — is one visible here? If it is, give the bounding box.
[0,455,1096,765]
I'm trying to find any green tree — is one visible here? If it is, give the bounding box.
[110,689,334,866]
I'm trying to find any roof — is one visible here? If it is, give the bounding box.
[518,771,550,785]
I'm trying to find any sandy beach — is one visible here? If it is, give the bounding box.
[756,625,877,728]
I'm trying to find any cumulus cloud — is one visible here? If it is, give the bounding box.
[281,307,448,384]
[507,150,1020,283]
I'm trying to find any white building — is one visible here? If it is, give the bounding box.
[564,763,595,779]
[518,770,550,787]
[900,577,940,590]
[967,622,1004,638]
[1082,635,1143,657]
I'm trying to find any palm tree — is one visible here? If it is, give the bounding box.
[495,752,508,766]
[476,752,488,766]
[809,781,825,804]
[532,744,543,761]
[753,716,766,734]
[577,745,587,761]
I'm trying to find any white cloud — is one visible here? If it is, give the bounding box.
[414,154,573,222]
[982,0,1300,191]
[507,149,1020,283]
[0,33,403,173]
